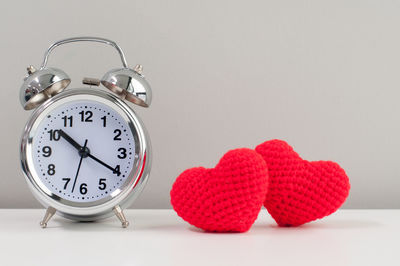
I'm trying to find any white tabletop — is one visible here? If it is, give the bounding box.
[0,209,398,266]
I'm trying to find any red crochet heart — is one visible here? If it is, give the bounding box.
[255,140,350,227]
[170,148,268,232]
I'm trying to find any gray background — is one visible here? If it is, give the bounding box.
[0,0,398,209]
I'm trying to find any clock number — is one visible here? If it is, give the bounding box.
[48,129,61,141]
[117,148,127,159]
[62,115,73,127]
[98,178,107,190]
[113,165,121,176]
[47,164,55,175]
[62,178,70,189]
[101,116,107,127]
[42,146,52,157]
[80,183,88,195]
[113,129,122,141]
[79,110,93,122]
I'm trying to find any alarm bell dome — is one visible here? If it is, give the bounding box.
[20,67,70,110]
[101,67,152,107]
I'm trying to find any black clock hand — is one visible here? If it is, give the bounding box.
[59,129,121,176]
[59,130,82,151]
[71,139,88,193]
[87,153,121,176]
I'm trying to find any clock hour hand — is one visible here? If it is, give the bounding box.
[59,130,82,151]
[87,153,121,176]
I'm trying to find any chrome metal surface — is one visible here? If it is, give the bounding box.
[39,207,56,228]
[21,37,152,110]
[134,64,143,75]
[40,37,128,69]
[101,68,152,107]
[20,67,71,110]
[20,89,151,221]
[27,65,36,75]
[82,77,100,86]
[113,205,130,228]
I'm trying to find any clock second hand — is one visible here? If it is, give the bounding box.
[71,139,88,193]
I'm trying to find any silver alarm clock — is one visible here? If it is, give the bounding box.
[19,37,152,228]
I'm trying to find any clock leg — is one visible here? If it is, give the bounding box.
[40,207,56,228]
[113,205,129,228]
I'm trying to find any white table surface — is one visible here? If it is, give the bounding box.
[0,209,398,266]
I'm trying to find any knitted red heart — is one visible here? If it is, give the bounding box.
[255,139,350,227]
[170,148,268,232]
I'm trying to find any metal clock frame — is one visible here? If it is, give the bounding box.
[20,88,151,227]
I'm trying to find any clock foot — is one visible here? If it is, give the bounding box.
[40,207,56,228]
[113,205,129,228]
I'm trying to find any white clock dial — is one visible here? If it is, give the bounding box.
[31,100,137,203]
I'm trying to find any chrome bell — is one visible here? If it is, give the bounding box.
[101,65,152,107]
[20,66,70,110]
[20,37,151,109]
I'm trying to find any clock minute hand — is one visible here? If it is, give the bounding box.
[87,153,121,176]
[59,130,82,151]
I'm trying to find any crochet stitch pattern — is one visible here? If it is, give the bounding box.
[170,148,269,232]
[255,139,350,227]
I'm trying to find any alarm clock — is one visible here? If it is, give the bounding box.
[19,37,152,228]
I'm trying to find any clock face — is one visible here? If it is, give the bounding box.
[30,100,138,203]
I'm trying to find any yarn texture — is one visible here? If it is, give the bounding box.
[255,139,350,227]
[170,148,269,232]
